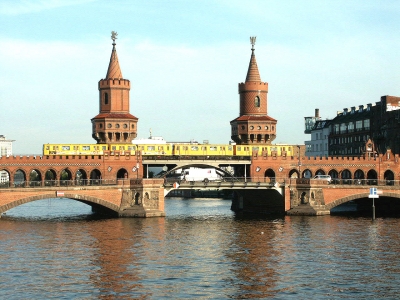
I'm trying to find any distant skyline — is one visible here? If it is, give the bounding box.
[1,0,399,154]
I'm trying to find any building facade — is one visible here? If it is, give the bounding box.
[0,135,14,183]
[322,95,400,156]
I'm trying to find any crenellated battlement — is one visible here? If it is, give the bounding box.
[98,78,130,89]
[238,81,268,92]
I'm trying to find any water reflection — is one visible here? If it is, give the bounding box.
[1,198,400,299]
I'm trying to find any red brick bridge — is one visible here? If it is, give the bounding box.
[2,150,400,217]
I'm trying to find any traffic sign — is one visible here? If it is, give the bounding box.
[369,187,382,198]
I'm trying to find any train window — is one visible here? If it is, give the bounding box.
[184,146,188,151]
[112,146,116,150]
[62,146,70,150]
[102,146,107,150]
[176,146,179,150]
[148,146,155,151]
[228,146,232,151]
[237,146,241,151]
[46,146,49,150]
[119,146,124,150]
[82,146,90,151]
[252,147,259,151]
[202,146,207,151]
[191,146,198,151]
[158,146,163,150]
[210,146,217,151]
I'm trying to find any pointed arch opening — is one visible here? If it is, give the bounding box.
[302,169,312,178]
[117,168,128,179]
[367,169,378,185]
[76,169,88,186]
[384,170,394,186]
[45,169,57,186]
[29,169,42,187]
[254,96,260,107]
[90,169,102,185]
[0,169,10,188]
[60,169,72,186]
[289,169,299,178]
[14,169,26,187]
[264,168,276,183]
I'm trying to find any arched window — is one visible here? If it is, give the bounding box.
[254,96,260,107]
[104,93,109,105]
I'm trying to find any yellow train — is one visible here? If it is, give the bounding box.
[43,143,294,158]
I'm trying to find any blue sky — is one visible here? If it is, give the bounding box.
[1,0,399,154]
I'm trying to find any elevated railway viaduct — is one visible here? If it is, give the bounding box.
[2,149,400,217]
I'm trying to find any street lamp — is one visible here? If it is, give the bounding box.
[297,145,301,178]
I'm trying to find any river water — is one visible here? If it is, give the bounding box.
[1,198,400,299]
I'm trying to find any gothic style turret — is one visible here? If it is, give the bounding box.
[91,32,138,144]
[230,37,277,144]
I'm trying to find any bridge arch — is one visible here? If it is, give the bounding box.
[326,192,400,211]
[0,193,120,216]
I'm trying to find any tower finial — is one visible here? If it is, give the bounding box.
[250,36,256,51]
[111,31,118,47]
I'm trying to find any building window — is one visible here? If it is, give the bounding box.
[340,123,347,133]
[104,93,109,105]
[254,96,260,107]
[356,120,362,131]
[364,119,370,130]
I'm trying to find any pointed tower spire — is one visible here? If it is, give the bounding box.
[91,32,138,144]
[245,36,261,82]
[230,37,277,145]
[105,31,123,79]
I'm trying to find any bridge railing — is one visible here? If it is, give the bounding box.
[164,176,287,186]
[0,179,125,189]
[162,176,400,187]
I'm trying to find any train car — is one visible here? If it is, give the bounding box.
[43,144,107,155]
[136,144,173,156]
[109,144,137,155]
[233,144,294,157]
[172,144,233,158]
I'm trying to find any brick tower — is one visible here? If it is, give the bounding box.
[91,32,138,144]
[230,37,277,144]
